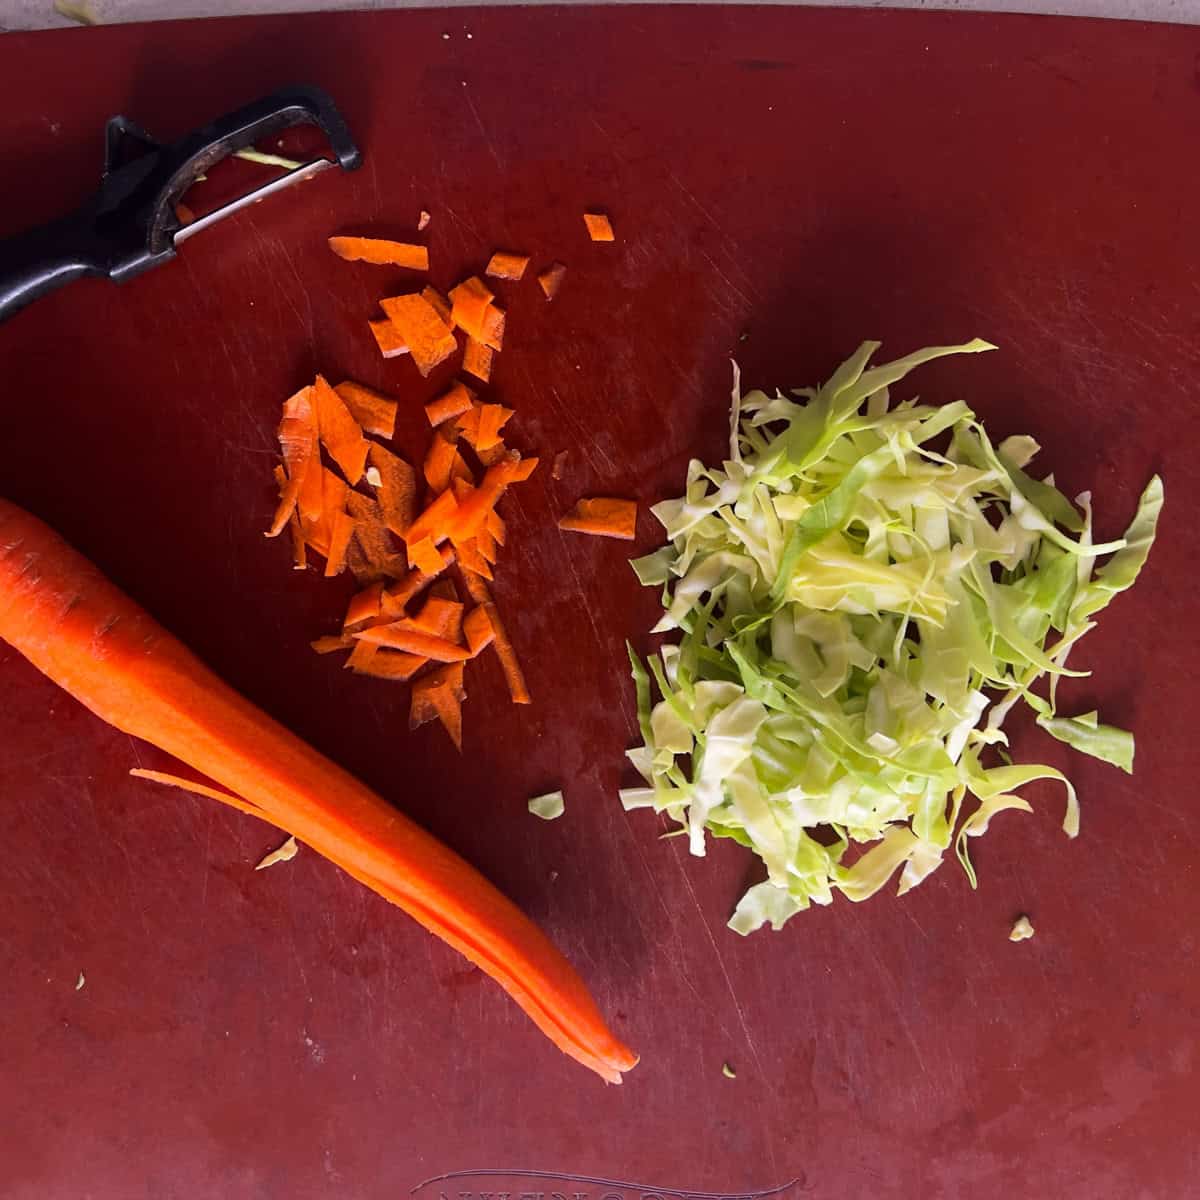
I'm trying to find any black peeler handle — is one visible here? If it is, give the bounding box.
[0,85,360,325]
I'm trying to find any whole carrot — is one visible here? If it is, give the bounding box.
[0,499,636,1083]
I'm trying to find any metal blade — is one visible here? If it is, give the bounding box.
[174,157,334,245]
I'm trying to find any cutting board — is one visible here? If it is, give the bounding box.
[1,8,1197,1198]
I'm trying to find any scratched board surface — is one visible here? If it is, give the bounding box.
[0,7,1198,1198]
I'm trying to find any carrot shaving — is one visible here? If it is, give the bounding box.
[305,467,349,558]
[476,526,498,565]
[425,383,473,427]
[463,338,493,383]
[386,544,455,610]
[344,581,384,631]
[485,251,531,281]
[423,432,463,495]
[475,404,513,452]
[379,294,459,376]
[456,539,494,580]
[367,443,417,537]
[129,768,270,823]
[449,276,495,338]
[412,663,466,749]
[368,317,410,359]
[312,634,355,654]
[324,509,357,577]
[422,285,452,329]
[345,638,381,673]
[288,510,308,570]
[558,497,638,540]
[538,262,566,300]
[354,648,428,681]
[480,306,506,352]
[267,386,318,537]
[346,492,407,581]
[487,510,507,546]
[462,579,530,705]
[464,605,495,656]
[334,381,397,440]
[404,488,460,547]
[411,595,464,642]
[328,236,429,271]
[583,213,615,242]
[408,536,446,577]
[356,627,471,662]
[313,374,370,485]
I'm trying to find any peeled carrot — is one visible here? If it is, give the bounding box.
[380,293,459,377]
[538,262,567,300]
[368,317,409,359]
[485,251,531,281]
[463,338,493,383]
[335,381,398,440]
[313,375,370,485]
[328,236,430,270]
[558,497,637,540]
[425,383,473,428]
[583,213,615,242]
[0,501,635,1080]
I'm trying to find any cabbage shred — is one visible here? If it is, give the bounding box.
[624,340,1162,934]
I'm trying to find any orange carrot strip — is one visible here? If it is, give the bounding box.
[425,383,473,427]
[404,489,460,547]
[368,317,410,359]
[328,236,429,270]
[475,404,513,452]
[345,639,381,673]
[449,277,495,337]
[450,452,474,488]
[485,251,531,281]
[345,492,406,581]
[386,545,455,610]
[356,627,471,661]
[344,581,384,631]
[558,497,638,541]
[538,262,566,300]
[313,374,370,485]
[455,405,481,446]
[409,676,440,730]
[354,648,428,681]
[464,605,495,656]
[304,467,349,558]
[430,684,463,751]
[0,502,634,1081]
[130,768,270,822]
[367,443,417,537]
[476,525,498,565]
[463,338,493,383]
[379,294,459,377]
[486,516,507,554]
[288,510,308,570]
[481,306,506,352]
[312,634,355,654]
[412,595,464,642]
[583,213,615,242]
[412,663,466,749]
[462,581,530,706]
[422,285,452,329]
[335,381,397,440]
[408,536,445,576]
[445,457,538,545]
[423,432,461,494]
[324,509,357,577]
[456,539,494,580]
[268,386,319,536]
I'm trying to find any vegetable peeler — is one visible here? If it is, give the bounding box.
[0,85,361,324]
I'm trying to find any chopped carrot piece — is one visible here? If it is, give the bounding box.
[583,213,615,242]
[476,442,509,468]
[328,237,430,270]
[422,285,452,329]
[313,374,370,485]
[423,431,462,494]
[551,450,568,480]
[356,627,471,662]
[346,492,407,581]
[456,539,494,580]
[367,443,417,537]
[418,210,431,231]
[449,282,495,344]
[404,488,459,547]
[369,317,410,359]
[345,639,381,673]
[485,251,531,281]
[287,510,307,570]
[344,581,384,631]
[354,648,428,681]
[455,404,481,445]
[475,404,513,451]
[445,456,538,544]
[386,544,455,609]
[476,525,498,565]
[425,383,473,427]
[268,386,318,537]
[334,381,397,439]
[538,262,566,300]
[429,684,463,750]
[450,452,474,488]
[481,307,506,352]
[311,634,354,654]
[412,595,464,642]
[379,294,459,377]
[463,338,493,383]
[411,663,466,748]
[324,509,357,577]
[408,536,445,576]
[558,497,638,540]
[486,510,506,546]
[305,467,349,558]
[464,606,495,656]
[462,579,530,705]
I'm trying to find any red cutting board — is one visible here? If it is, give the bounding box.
[1,8,1197,1198]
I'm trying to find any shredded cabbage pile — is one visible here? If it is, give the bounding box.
[623,340,1162,934]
